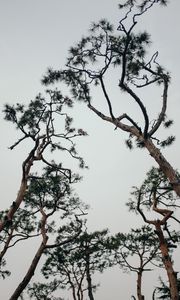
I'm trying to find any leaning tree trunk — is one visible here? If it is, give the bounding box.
[0,177,28,232]
[0,227,14,263]
[155,222,179,300]
[9,238,48,300]
[88,104,180,197]
[143,138,180,197]
[9,210,49,300]
[130,128,180,197]
[0,138,41,233]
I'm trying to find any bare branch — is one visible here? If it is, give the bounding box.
[99,76,115,120]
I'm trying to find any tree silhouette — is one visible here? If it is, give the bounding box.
[31,230,111,300]
[2,90,87,232]
[109,225,161,300]
[1,89,88,299]
[9,167,86,300]
[127,167,180,300]
[42,1,180,197]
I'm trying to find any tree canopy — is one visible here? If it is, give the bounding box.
[1,1,180,299]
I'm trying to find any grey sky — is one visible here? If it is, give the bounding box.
[0,1,180,299]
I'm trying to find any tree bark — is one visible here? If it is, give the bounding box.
[137,270,145,300]
[88,107,180,198]
[0,143,38,233]
[155,222,179,300]
[0,179,28,232]
[9,237,48,300]
[137,188,179,300]
[0,137,46,233]
[0,228,14,263]
[124,125,180,197]
[130,129,180,197]
[143,138,180,197]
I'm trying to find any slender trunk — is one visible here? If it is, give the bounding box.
[155,222,179,300]
[0,138,43,233]
[9,240,47,300]
[85,255,94,300]
[71,285,77,300]
[76,273,84,300]
[67,274,77,300]
[69,284,77,300]
[152,288,156,300]
[76,284,81,300]
[0,228,14,263]
[0,179,28,232]
[0,152,36,233]
[9,210,48,300]
[69,281,77,300]
[80,287,83,300]
[9,237,48,300]
[77,290,81,300]
[137,270,144,300]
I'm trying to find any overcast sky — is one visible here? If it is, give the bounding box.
[0,1,180,299]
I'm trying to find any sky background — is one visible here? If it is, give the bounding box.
[0,1,180,299]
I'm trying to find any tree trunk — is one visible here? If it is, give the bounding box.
[76,275,84,300]
[137,270,145,300]
[143,138,180,197]
[155,222,179,300]
[115,120,180,197]
[9,238,48,300]
[131,127,180,197]
[0,138,42,233]
[71,284,77,300]
[0,179,28,232]
[85,255,94,300]
[88,106,180,197]
[0,152,36,233]
[67,274,77,300]
[0,227,14,262]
